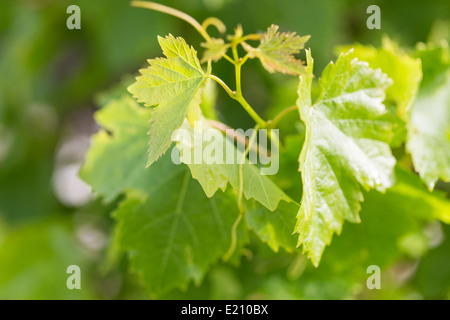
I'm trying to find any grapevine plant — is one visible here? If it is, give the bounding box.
[80,1,450,296]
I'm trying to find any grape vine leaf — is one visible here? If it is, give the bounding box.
[415,42,450,89]
[296,49,396,266]
[80,96,153,202]
[243,25,310,76]
[407,42,450,190]
[172,118,292,211]
[115,164,247,296]
[199,79,220,120]
[337,37,423,119]
[128,34,207,166]
[415,224,450,299]
[201,38,229,63]
[81,94,247,295]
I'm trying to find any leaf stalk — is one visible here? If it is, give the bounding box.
[131,1,212,42]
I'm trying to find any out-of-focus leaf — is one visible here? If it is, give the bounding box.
[115,162,246,296]
[201,38,230,63]
[80,96,152,203]
[246,200,299,252]
[407,42,450,190]
[414,224,450,299]
[173,117,292,211]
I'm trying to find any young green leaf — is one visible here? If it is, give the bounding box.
[128,34,207,166]
[297,49,396,266]
[80,95,153,202]
[243,25,310,76]
[81,94,247,295]
[173,117,292,211]
[201,38,229,63]
[407,43,450,190]
[337,37,422,119]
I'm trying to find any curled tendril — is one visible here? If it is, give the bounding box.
[201,17,227,34]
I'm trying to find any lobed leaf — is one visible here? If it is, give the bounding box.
[296,49,396,266]
[201,38,230,63]
[407,42,450,190]
[128,34,207,166]
[173,118,292,211]
[81,95,247,295]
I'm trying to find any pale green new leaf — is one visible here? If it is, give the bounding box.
[337,37,422,119]
[173,118,291,211]
[80,96,153,202]
[407,42,450,190]
[243,25,310,76]
[128,34,207,166]
[297,50,396,266]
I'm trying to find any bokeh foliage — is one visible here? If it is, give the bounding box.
[0,0,449,299]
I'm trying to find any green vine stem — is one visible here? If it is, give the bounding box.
[131,1,212,42]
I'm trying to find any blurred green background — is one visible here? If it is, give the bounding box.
[0,0,449,299]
